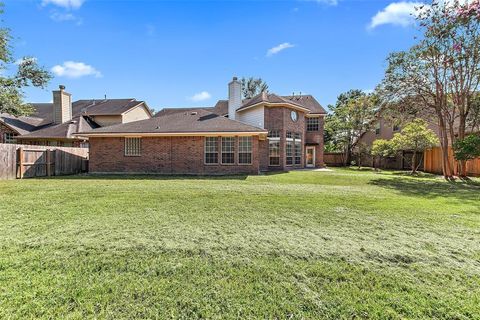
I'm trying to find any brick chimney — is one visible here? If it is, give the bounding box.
[228,77,242,120]
[53,85,72,124]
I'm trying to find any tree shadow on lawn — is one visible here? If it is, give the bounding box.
[369,176,480,203]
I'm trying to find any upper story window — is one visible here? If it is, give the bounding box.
[221,137,235,164]
[238,137,252,165]
[306,117,319,132]
[205,137,219,164]
[125,137,141,156]
[3,132,17,144]
[268,130,280,139]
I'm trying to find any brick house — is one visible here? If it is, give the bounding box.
[0,85,152,147]
[79,77,327,175]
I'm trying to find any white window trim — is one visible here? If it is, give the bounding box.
[238,136,253,166]
[221,137,236,165]
[204,137,219,165]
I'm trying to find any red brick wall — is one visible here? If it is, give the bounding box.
[89,136,260,175]
[263,107,307,171]
[305,117,325,167]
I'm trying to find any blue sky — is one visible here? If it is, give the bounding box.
[4,0,423,112]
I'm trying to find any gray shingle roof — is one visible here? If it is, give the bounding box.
[79,109,266,135]
[17,115,100,140]
[154,107,214,117]
[0,113,47,135]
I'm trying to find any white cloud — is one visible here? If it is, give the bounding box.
[266,42,295,57]
[51,61,102,79]
[304,0,339,5]
[50,11,83,24]
[368,2,426,30]
[189,91,211,102]
[42,0,85,9]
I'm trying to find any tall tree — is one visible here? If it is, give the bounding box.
[0,3,51,116]
[325,90,378,165]
[378,0,480,178]
[241,77,268,99]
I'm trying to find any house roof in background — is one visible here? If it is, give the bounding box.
[17,115,100,140]
[0,113,47,135]
[156,93,327,117]
[79,109,266,135]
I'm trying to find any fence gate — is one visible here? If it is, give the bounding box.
[0,144,88,180]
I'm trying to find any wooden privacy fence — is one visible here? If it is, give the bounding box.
[424,147,480,177]
[324,152,345,166]
[0,144,89,180]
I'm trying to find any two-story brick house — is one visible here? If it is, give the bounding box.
[79,77,327,174]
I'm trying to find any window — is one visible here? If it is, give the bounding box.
[3,132,17,144]
[375,123,381,135]
[221,137,235,164]
[268,130,281,166]
[238,137,252,165]
[125,137,141,156]
[268,130,280,139]
[286,132,294,166]
[294,133,302,165]
[205,137,219,164]
[306,117,319,131]
[269,140,280,166]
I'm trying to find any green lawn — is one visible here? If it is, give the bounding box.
[0,169,479,319]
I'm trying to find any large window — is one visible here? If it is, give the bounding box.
[205,137,219,164]
[286,132,294,166]
[294,133,302,165]
[268,130,280,166]
[125,137,141,156]
[306,117,319,132]
[238,137,252,165]
[3,132,17,144]
[221,137,235,164]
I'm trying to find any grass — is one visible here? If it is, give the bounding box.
[0,168,479,319]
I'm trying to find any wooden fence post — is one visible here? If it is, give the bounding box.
[46,149,51,177]
[17,147,24,179]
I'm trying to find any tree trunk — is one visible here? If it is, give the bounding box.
[438,119,453,178]
[411,151,417,175]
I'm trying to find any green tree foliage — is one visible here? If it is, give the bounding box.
[0,4,51,116]
[377,0,480,178]
[371,139,396,165]
[240,77,268,99]
[325,90,378,165]
[392,119,439,174]
[453,134,480,161]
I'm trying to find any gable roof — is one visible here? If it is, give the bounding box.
[17,115,100,140]
[78,109,267,136]
[0,113,48,135]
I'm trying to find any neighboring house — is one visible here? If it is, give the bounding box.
[79,77,327,175]
[0,85,152,147]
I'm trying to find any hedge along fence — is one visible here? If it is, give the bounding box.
[424,146,480,177]
[0,144,89,180]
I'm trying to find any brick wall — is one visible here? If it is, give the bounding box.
[264,107,307,171]
[305,117,325,167]
[89,136,260,175]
